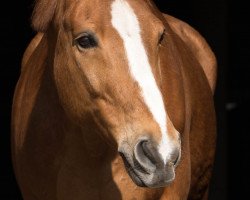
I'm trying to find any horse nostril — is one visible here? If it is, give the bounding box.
[134,140,157,173]
[172,148,181,167]
[141,141,157,164]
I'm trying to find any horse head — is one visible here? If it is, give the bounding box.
[32,0,184,188]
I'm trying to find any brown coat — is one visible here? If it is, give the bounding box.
[12,0,217,199]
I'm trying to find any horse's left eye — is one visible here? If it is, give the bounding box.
[158,30,165,45]
[75,34,97,49]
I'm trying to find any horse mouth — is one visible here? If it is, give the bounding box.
[119,152,146,187]
[118,147,178,188]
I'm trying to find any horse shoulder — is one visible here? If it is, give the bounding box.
[163,14,217,94]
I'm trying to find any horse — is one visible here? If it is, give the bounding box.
[11,0,217,199]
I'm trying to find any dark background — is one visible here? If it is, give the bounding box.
[1,0,248,199]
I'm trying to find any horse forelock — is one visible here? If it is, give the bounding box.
[31,0,159,32]
[32,0,57,32]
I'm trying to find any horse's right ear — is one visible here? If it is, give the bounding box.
[32,0,57,32]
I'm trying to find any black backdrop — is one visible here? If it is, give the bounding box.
[2,0,247,199]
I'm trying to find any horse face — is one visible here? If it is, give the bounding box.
[54,0,181,188]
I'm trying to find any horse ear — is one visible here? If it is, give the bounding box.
[32,0,57,32]
[163,14,217,94]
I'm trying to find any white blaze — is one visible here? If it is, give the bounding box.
[111,0,174,163]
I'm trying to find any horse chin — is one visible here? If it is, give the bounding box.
[120,152,176,188]
[128,166,176,188]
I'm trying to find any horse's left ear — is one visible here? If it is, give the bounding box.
[163,14,217,94]
[32,0,57,32]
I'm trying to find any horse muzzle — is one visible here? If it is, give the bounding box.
[118,138,181,188]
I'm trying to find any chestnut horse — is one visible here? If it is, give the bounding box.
[12,0,217,199]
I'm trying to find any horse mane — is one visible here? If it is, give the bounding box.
[32,0,57,32]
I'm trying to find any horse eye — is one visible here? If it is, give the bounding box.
[76,34,97,49]
[158,30,165,45]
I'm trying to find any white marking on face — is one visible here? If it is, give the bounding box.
[111,0,176,164]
